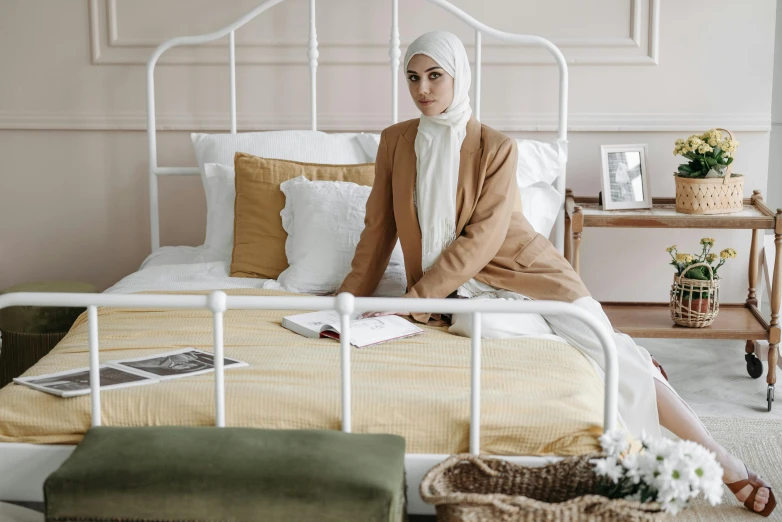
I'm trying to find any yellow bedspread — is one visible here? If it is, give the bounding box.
[0,289,604,455]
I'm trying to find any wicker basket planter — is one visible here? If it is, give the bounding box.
[674,173,744,215]
[670,262,720,328]
[674,128,743,215]
[420,454,664,522]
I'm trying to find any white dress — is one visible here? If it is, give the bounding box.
[413,189,677,437]
[449,279,673,439]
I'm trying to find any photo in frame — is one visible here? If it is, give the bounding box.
[600,144,652,210]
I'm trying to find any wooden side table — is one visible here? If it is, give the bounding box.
[564,189,782,411]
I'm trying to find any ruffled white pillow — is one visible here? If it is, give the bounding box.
[277,176,407,296]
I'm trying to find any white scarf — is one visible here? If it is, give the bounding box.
[405,31,473,271]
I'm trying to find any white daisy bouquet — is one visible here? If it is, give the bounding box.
[592,430,724,515]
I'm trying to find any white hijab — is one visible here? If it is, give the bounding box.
[404,31,472,272]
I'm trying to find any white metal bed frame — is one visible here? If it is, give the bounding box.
[0,1,605,515]
[146,0,570,253]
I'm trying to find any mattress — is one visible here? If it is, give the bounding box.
[0,288,605,456]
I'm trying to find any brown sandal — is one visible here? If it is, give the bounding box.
[725,465,777,517]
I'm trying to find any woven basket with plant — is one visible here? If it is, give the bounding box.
[419,431,724,522]
[673,128,742,215]
[667,238,737,328]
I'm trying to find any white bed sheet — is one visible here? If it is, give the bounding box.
[106,260,276,294]
[138,245,205,270]
[107,246,276,294]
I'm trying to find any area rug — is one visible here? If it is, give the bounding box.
[677,417,782,521]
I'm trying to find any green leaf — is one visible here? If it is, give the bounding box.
[726,156,734,165]
[683,265,709,280]
[706,157,717,166]
[678,164,693,173]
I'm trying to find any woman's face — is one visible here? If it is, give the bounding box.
[406,54,454,117]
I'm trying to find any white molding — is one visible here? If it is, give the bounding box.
[0,112,770,132]
[89,0,661,66]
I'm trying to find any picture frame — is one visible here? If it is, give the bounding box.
[600,144,652,210]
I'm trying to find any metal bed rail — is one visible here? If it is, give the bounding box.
[0,292,618,454]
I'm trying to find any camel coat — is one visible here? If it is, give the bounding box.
[337,116,591,323]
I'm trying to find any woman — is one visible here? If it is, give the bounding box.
[337,31,774,516]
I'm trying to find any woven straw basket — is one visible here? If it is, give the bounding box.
[420,454,664,522]
[670,262,720,328]
[675,128,743,215]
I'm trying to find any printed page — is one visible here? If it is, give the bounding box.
[343,315,424,347]
[110,348,248,381]
[282,311,423,347]
[282,310,363,336]
[13,365,156,398]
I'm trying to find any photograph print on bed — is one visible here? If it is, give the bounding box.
[14,348,248,397]
[600,144,652,210]
[112,349,246,379]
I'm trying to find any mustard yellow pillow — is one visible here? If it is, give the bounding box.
[230,152,375,279]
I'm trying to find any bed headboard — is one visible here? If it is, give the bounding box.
[146,0,569,253]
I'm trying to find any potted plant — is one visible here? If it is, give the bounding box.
[667,238,737,327]
[673,129,743,215]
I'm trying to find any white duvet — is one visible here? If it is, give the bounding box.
[105,246,277,295]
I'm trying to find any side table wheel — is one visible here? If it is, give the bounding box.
[769,385,775,412]
[745,353,763,379]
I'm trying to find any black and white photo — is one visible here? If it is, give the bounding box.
[13,348,248,397]
[15,366,153,397]
[600,144,652,210]
[114,349,244,378]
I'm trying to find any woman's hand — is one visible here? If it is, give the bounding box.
[360,311,411,319]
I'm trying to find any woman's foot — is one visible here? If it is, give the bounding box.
[720,451,775,516]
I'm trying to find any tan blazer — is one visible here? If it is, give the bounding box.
[337,116,591,323]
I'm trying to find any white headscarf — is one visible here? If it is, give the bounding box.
[404,31,472,271]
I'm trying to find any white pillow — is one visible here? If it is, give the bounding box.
[515,138,567,188]
[191,130,379,184]
[277,176,407,297]
[519,182,563,239]
[196,163,235,263]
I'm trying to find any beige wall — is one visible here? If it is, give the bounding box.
[0,0,777,302]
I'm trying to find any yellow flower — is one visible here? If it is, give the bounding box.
[708,138,717,147]
[676,253,694,263]
[700,238,715,246]
[697,144,713,154]
[675,139,685,146]
[706,253,717,263]
[666,245,677,253]
[720,248,737,259]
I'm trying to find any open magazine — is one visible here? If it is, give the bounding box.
[281,310,424,348]
[13,348,247,398]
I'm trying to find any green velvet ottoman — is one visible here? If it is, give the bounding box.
[45,426,407,522]
[0,281,97,388]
